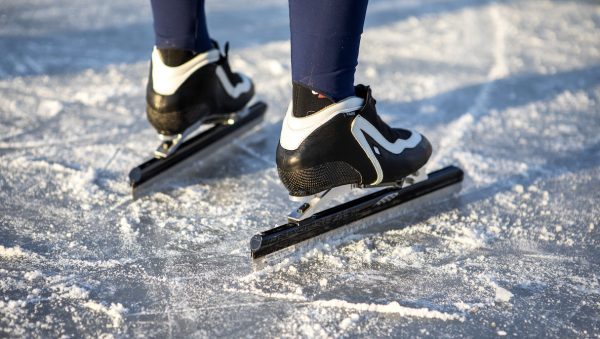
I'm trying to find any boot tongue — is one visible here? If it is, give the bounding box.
[292,83,335,117]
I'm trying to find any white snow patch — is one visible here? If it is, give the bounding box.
[54,283,90,300]
[365,66,378,78]
[339,313,360,330]
[311,299,464,321]
[265,59,285,76]
[494,284,513,303]
[302,247,345,268]
[83,301,126,328]
[0,245,34,260]
[37,99,63,117]
[224,281,307,302]
[118,217,139,249]
[454,301,472,311]
[64,167,98,196]
[513,184,524,194]
[23,270,43,281]
[0,300,26,310]
[297,321,328,338]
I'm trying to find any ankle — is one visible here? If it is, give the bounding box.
[157,48,197,67]
[292,83,335,117]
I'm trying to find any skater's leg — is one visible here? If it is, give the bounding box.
[278,0,432,197]
[150,0,212,65]
[289,0,368,102]
[146,0,255,140]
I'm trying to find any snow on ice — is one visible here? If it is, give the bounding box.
[1,0,599,337]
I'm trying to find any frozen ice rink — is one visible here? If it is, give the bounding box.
[1,0,599,337]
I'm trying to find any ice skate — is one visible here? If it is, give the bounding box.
[251,83,463,261]
[277,83,432,219]
[129,41,266,190]
[147,41,257,158]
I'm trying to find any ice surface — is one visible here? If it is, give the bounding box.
[1,0,599,337]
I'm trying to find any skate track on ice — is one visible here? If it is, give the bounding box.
[1,0,599,337]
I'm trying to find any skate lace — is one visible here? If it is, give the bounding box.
[360,88,404,142]
[213,40,242,85]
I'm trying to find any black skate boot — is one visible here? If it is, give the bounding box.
[147,41,255,158]
[128,42,267,192]
[251,84,461,259]
[276,83,432,199]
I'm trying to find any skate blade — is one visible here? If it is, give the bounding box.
[129,101,267,195]
[153,109,248,159]
[251,165,464,267]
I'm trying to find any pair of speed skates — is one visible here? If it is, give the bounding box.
[129,42,464,262]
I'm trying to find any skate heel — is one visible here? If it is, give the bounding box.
[146,102,209,137]
[277,161,362,198]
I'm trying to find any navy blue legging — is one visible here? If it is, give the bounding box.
[150,0,212,53]
[150,0,368,101]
